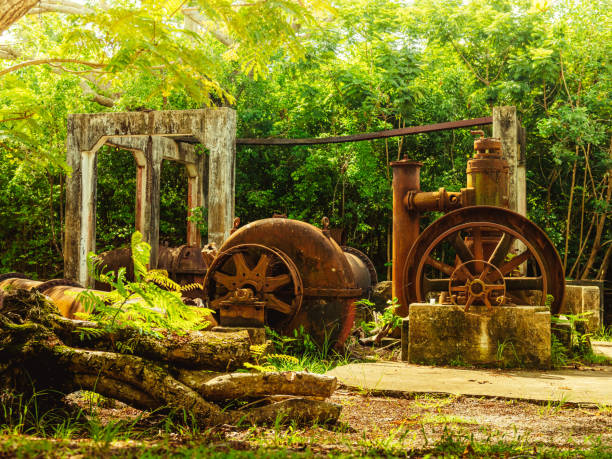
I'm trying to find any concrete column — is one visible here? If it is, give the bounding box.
[185,161,203,247]
[64,121,98,286]
[203,108,236,246]
[144,137,164,267]
[64,124,82,282]
[492,106,526,217]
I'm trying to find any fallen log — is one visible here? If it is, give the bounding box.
[176,370,338,401]
[0,290,341,426]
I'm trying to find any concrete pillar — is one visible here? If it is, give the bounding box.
[65,120,99,286]
[492,106,526,217]
[185,160,205,247]
[143,137,163,267]
[203,108,236,246]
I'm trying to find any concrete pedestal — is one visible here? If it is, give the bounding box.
[407,304,551,368]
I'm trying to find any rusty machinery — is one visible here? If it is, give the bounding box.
[202,217,377,346]
[1,221,376,347]
[392,132,565,317]
[93,244,212,301]
[0,273,99,318]
[0,241,215,318]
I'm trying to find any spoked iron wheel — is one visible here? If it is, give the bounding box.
[203,244,303,331]
[403,206,565,314]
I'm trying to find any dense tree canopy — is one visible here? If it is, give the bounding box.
[0,0,610,282]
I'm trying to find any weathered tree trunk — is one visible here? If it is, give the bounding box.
[0,290,340,426]
[0,0,38,34]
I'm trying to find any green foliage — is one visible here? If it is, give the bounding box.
[0,0,610,283]
[263,326,349,373]
[551,313,611,367]
[593,326,612,342]
[78,231,212,342]
[551,335,569,368]
[356,297,402,335]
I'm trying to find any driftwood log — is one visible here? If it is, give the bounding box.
[0,290,340,425]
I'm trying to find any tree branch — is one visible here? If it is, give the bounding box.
[0,58,105,78]
[27,0,95,16]
[78,80,115,107]
[182,7,235,47]
[449,40,489,86]
[0,0,39,34]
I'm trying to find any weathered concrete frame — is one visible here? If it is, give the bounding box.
[492,106,526,217]
[65,109,236,286]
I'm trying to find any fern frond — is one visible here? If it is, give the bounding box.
[145,269,181,292]
[265,354,299,365]
[131,231,151,281]
[250,343,268,359]
[243,362,276,373]
[180,282,202,293]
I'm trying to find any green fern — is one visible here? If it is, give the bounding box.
[265,354,299,365]
[243,362,276,373]
[76,231,212,346]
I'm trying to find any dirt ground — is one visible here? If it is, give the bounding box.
[1,388,610,458]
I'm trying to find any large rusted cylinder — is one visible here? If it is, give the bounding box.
[341,246,378,298]
[0,277,43,291]
[466,137,509,207]
[203,218,375,346]
[43,285,103,318]
[390,158,422,316]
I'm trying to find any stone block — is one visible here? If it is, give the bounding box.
[562,285,583,315]
[582,286,601,332]
[401,318,410,361]
[408,304,550,368]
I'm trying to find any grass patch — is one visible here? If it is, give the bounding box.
[593,325,612,342]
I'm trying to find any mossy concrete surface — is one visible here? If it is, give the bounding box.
[408,304,551,368]
[562,284,602,332]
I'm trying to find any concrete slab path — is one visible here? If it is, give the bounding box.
[327,362,612,405]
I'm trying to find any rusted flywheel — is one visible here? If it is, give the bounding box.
[204,243,303,330]
[403,206,565,314]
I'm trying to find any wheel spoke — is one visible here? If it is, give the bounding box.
[232,252,250,277]
[451,233,475,265]
[213,272,238,290]
[252,254,271,279]
[472,227,484,271]
[464,294,475,311]
[488,232,514,268]
[483,294,492,308]
[264,274,291,292]
[496,250,532,277]
[505,276,542,291]
[425,256,456,277]
[264,294,292,314]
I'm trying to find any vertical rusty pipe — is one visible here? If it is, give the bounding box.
[390,158,422,316]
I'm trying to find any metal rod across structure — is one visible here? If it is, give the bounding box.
[236,116,493,145]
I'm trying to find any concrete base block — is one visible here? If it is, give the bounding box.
[408,304,551,368]
[562,284,602,332]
